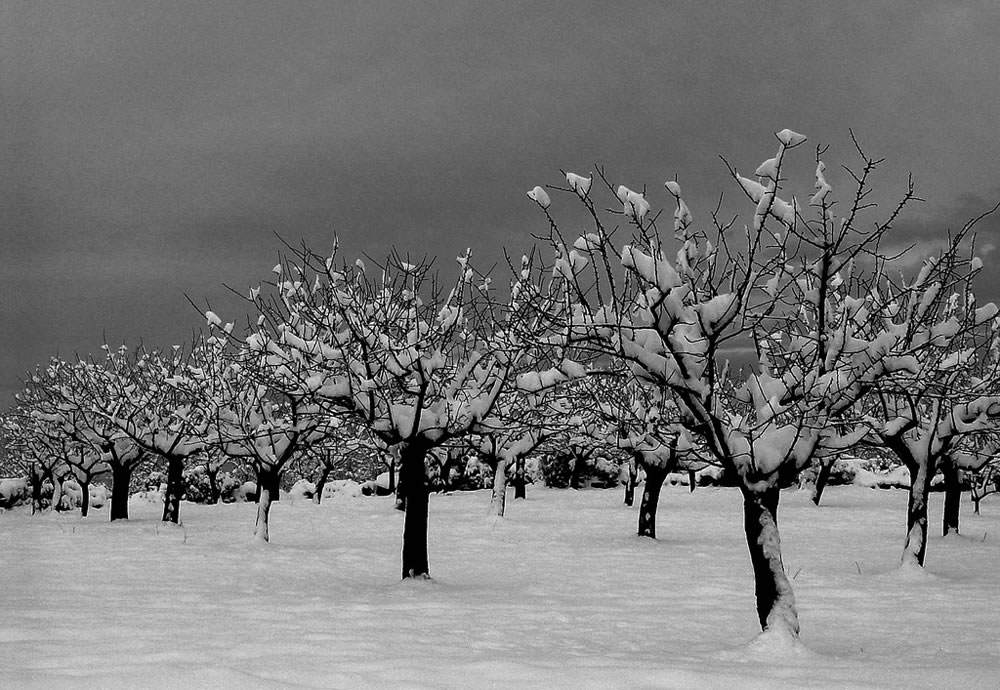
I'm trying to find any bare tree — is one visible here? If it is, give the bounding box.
[59,345,208,524]
[229,244,572,577]
[854,223,1000,562]
[526,129,934,638]
[471,389,569,516]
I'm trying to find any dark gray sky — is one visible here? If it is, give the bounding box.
[3,1,1000,404]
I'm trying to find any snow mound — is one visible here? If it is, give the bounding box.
[715,629,820,663]
[324,479,362,499]
[852,466,910,489]
[0,477,28,508]
[287,479,315,502]
[61,480,83,509]
[234,481,257,502]
[89,484,109,509]
[873,560,941,583]
[130,489,166,504]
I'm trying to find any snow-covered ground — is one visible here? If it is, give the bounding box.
[3,485,999,689]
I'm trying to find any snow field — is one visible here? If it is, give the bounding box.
[3,485,999,688]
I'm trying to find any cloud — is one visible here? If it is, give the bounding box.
[4,1,1000,403]
[880,190,1000,268]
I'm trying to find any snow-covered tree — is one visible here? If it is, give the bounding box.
[13,365,99,513]
[291,426,371,505]
[591,374,709,537]
[234,244,573,577]
[471,390,570,516]
[182,447,233,504]
[526,129,938,638]
[189,331,334,542]
[62,445,106,517]
[62,345,207,524]
[854,225,1000,561]
[18,365,112,516]
[1,401,71,513]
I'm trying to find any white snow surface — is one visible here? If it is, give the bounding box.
[3,486,999,688]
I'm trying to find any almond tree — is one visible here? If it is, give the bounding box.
[856,226,1000,562]
[20,371,109,516]
[63,445,106,517]
[230,245,572,577]
[526,130,935,638]
[296,426,370,504]
[26,355,157,520]
[64,345,208,524]
[472,390,570,516]
[2,401,70,513]
[14,365,94,513]
[592,374,708,538]
[184,447,231,504]
[188,331,333,542]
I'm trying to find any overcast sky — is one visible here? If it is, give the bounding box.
[3,1,1000,403]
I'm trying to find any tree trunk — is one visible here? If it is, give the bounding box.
[387,460,396,493]
[570,451,587,489]
[110,463,132,521]
[902,458,936,567]
[400,445,430,579]
[489,460,508,516]
[161,456,184,524]
[394,463,406,511]
[513,456,526,499]
[687,469,697,493]
[207,469,220,505]
[973,495,981,515]
[638,464,667,538]
[942,461,961,536]
[439,459,453,493]
[624,457,637,506]
[313,467,331,505]
[812,458,834,506]
[254,471,275,543]
[31,469,43,515]
[79,479,91,518]
[51,474,64,512]
[741,485,799,636]
[262,468,281,503]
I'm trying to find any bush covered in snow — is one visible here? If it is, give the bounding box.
[180,466,244,504]
[323,479,363,499]
[287,479,315,501]
[89,483,109,509]
[0,477,29,509]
